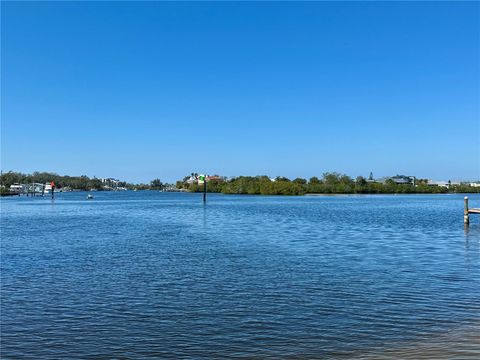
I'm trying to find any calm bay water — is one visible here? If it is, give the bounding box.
[1,192,479,359]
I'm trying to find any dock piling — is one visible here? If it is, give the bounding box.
[464,196,469,225]
[203,178,207,203]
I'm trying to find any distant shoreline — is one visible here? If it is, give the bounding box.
[2,171,480,197]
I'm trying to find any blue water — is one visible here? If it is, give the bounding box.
[1,192,479,358]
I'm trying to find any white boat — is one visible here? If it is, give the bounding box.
[43,183,52,195]
[87,194,93,200]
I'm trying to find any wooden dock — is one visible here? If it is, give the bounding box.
[464,197,480,224]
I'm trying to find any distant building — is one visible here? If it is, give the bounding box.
[393,175,415,185]
[427,180,449,188]
[186,176,197,185]
[377,175,416,185]
[101,178,121,186]
[101,178,125,190]
[206,175,224,181]
[10,183,26,193]
[17,183,44,193]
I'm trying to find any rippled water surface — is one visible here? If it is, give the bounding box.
[1,192,479,359]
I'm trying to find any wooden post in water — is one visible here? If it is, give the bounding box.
[464,196,469,225]
[203,177,207,203]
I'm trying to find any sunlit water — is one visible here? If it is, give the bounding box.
[1,192,479,359]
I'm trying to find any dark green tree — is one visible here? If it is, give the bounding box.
[293,178,307,185]
[150,178,163,190]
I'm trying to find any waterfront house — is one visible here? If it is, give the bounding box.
[186,176,197,185]
[101,178,121,187]
[377,175,416,185]
[392,175,415,185]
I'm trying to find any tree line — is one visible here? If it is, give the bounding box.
[176,173,480,195]
[0,171,164,191]
[0,171,113,191]
[2,171,479,195]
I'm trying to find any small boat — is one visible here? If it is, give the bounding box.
[87,194,94,200]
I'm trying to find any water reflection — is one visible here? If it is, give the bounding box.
[1,192,479,359]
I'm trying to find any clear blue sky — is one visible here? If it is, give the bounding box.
[2,1,479,183]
